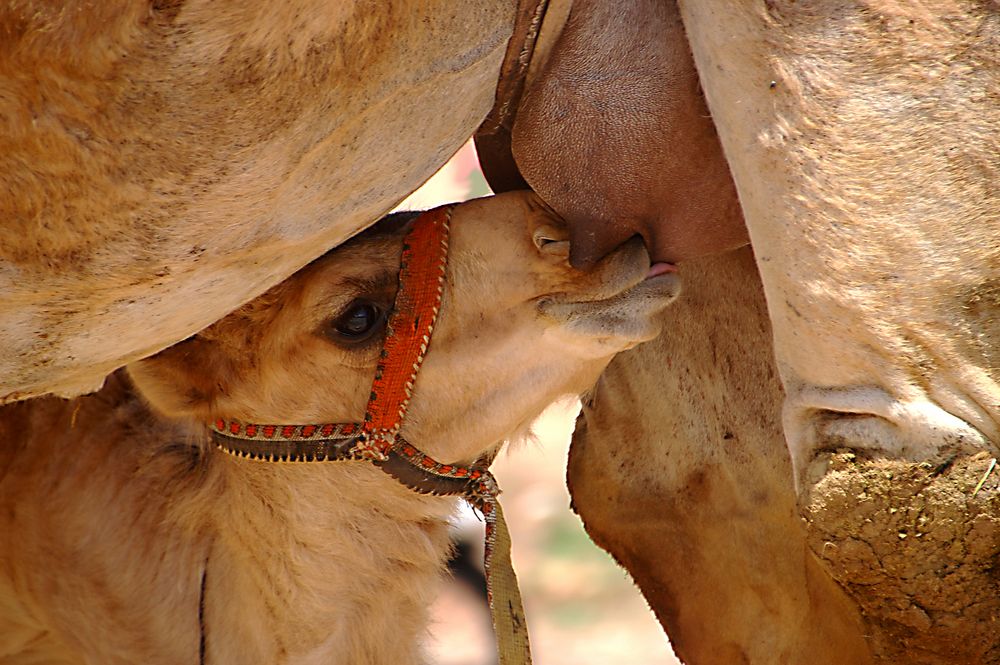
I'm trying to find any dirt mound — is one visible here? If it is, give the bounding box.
[801,451,1000,664]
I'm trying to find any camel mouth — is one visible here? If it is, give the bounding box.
[545,237,657,300]
[548,269,681,311]
[536,267,681,347]
[543,237,679,304]
[531,236,681,347]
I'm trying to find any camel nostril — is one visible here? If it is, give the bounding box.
[532,225,570,253]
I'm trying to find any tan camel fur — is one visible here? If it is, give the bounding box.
[679,0,1000,485]
[0,191,679,665]
[676,4,1000,659]
[0,0,514,403]
[8,0,997,660]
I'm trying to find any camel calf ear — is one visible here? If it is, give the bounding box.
[128,335,235,422]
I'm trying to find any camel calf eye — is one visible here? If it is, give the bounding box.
[328,300,386,345]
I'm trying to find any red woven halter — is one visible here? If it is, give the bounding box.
[361,203,451,458]
[209,206,498,499]
[209,205,532,665]
[213,205,448,456]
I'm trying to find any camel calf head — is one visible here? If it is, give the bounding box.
[131,190,679,463]
[0,191,679,665]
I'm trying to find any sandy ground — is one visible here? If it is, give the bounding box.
[803,450,1000,664]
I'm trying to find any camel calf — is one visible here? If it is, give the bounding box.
[0,191,679,665]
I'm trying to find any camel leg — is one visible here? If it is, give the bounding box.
[568,247,872,664]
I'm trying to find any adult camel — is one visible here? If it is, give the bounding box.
[3,0,998,663]
[503,1,999,663]
[0,0,515,402]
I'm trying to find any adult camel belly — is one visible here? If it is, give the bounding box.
[0,0,512,402]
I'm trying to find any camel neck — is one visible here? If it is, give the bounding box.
[203,454,456,663]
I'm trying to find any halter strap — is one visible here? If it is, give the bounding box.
[208,205,532,665]
[211,422,497,504]
[473,0,549,193]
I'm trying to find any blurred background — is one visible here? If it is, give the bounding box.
[395,142,681,665]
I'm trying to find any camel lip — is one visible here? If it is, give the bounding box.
[541,269,645,306]
[622,271,681,301]
[536,271,681,317]
[639,271,680,291]
[537,238,677,311]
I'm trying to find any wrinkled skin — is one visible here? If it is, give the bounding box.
[511,0,748,266]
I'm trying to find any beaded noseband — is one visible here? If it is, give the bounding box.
[209,205,531,665]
